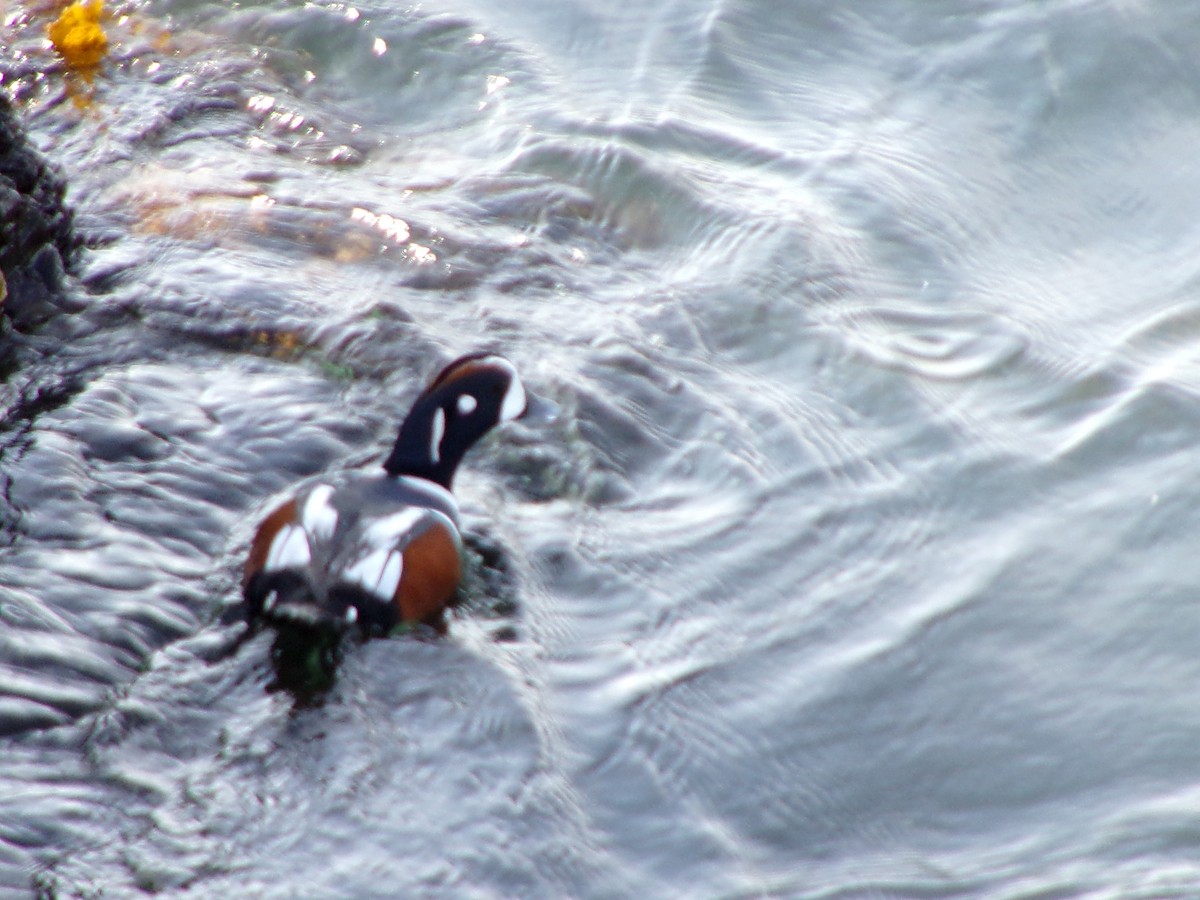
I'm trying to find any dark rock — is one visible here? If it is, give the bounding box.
[0,88,80,329]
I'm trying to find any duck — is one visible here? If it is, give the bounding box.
[242,352,555,637]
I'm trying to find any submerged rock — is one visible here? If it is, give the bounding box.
[0,88,79,329]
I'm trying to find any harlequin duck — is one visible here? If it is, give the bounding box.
[243,353,555,637]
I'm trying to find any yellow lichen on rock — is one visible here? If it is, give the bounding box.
[48,0,109,70]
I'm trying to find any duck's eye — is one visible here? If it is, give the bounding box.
[456,393,478,416]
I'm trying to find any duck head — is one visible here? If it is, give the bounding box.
[382,353,556,488]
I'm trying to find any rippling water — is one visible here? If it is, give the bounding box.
[5,0,1200,896]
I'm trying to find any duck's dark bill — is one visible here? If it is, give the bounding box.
[521,392,559,424]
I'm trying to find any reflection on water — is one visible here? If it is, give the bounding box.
[5,0,1200,895]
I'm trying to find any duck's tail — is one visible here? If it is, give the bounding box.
[245,570,401,637]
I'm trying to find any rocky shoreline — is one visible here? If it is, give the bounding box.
[0,88,79,330]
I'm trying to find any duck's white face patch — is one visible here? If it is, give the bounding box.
[501,376,526,422]
[265,523,311,572]
[475,356,527,422]
[457,393,478,416]
[343,546,404,600]
[488,358,526,422]
[301,484,338,541]
[430,407,446,463]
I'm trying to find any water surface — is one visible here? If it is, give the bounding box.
[4,0,1200,896]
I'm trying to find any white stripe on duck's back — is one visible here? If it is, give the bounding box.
[362,507,428,549]
[302,484,338,541]
[338,507,435,599]
[342,546,404,599]
[265,523,311,572]
[395,476,460,524]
